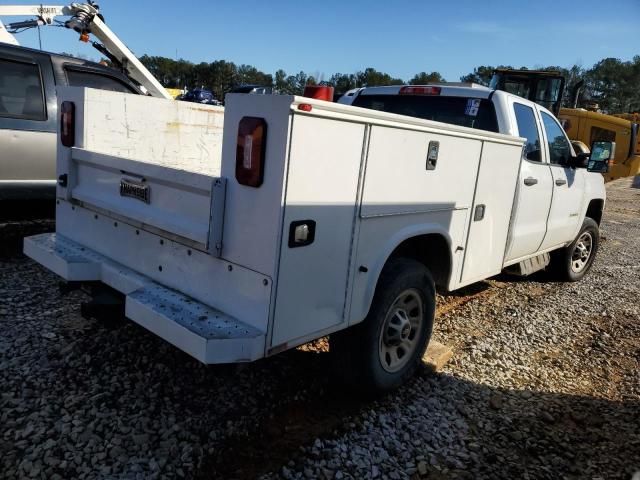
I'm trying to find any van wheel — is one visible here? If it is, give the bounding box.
[551,217,599,282]
[330,258,435,394]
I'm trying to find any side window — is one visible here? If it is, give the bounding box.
[590,126,616,144]
[66,69,136,94]
[513,103,542,162]
[0,59,46,121]
[541,112,572,166]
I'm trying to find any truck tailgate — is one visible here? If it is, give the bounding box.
[66,147,224,248]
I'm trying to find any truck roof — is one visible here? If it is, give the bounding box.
[3,41,96,64]
[358,84,493,98]
[1,42,142,93]
[338,84,496,106]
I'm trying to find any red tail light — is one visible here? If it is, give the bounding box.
[60,101,75,147]
[236,117,267,188]
[399,86,441,95]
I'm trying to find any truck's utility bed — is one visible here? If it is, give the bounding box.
[28,88,526,364]
[25,233,265,363]
[56,87,227,251]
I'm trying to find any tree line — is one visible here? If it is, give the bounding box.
[139,54,640,114]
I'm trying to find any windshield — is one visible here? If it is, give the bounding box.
[352,94,499,132]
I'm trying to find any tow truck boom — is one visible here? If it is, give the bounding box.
[0,3,171,99]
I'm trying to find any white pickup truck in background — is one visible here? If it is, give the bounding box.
[24,84,611,392]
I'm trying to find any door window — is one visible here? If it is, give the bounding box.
[513,103,542,162]
[0,59,46,120]
[541,112,572,165]
[66,69,137,94]
[589,126,616,144]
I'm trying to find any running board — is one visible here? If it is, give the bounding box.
[504,252,551,276]
[24,233,265,363]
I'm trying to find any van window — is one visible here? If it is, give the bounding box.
[0,59,46,121]
[513,103,542,162]
[352,94,499,132]
[66,69,136,94]
[541,112,572,166]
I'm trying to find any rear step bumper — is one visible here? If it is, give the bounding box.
[24,233,266,364]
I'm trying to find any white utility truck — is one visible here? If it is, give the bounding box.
[24,83,611,392]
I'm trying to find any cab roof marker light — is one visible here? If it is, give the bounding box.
[399,86,441,95]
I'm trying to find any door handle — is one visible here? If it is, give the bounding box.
[523,177,538,186]
[555,179,567,186]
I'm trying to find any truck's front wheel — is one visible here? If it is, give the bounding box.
[330,258,435,394]
[551,217,600,282]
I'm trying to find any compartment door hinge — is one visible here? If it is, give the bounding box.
[207,177,227,257]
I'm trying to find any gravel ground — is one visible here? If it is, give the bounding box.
[1,178,639,480]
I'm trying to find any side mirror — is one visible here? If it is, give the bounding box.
[587,141,615,173]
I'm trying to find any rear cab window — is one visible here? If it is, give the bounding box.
[352,94,499,133]
[65,68,138,94]
[0,58,46,120]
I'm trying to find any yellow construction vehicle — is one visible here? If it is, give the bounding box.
[490,69,640,181]
[559,108,640,181]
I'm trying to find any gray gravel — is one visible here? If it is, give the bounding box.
[1,178,639,480]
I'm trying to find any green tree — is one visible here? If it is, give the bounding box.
[327,73,358,93]
[586,57,640,112]
[274,69,288,93]
[355,67,404,87]
[409,71,445,84]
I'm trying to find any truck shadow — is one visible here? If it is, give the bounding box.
[195,347,639,480]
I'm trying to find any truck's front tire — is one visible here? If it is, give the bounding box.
[551,217,600,282]
[330,258,435,394]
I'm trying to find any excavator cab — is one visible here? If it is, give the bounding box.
[490,69,565,117]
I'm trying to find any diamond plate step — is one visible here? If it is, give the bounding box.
[24,233,265,363]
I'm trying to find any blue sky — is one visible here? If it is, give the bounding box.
[4,0,638,81]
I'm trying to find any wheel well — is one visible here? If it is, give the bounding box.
[586,199,604,225]
[389,234,451,288]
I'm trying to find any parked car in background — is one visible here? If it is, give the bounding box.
[0,42,142,200]
[180,88,221,106]
[229,84,273,95]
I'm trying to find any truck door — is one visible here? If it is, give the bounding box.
[538,111,585,249]
[0,48,57,196]
[504,102,553,262]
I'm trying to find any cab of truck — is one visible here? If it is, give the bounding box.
[341,84,607,270]
[0,42,141,200]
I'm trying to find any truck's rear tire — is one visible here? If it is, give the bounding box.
[330,258,435,394]
[551,217,600,282]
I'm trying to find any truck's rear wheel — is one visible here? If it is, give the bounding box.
[330,258,435,394]
[551,217,599,282]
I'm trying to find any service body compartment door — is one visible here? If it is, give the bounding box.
[460,141,522,285]
[271,115,365,348]
[362,126,481,216]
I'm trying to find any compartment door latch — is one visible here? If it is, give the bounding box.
[288,220,316,248]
